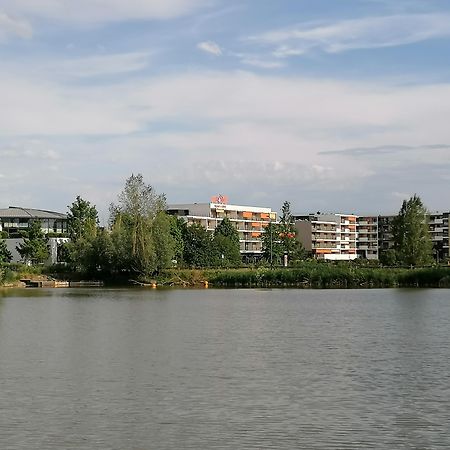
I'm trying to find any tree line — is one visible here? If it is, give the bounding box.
[0,174,438,275]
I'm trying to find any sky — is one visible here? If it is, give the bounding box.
[1,0,450,221]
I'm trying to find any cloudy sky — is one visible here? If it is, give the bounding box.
[1,0,450,221]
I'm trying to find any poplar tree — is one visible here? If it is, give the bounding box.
[392,195,433,266]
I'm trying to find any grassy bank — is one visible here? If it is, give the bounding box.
[2,263,450,289]
[161,265,450,288]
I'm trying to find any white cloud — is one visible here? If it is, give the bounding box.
[197,40,222,56]
[0,0,210,24]
[0,11,32,41]
[250,14,450,56]
[1,68,450,212]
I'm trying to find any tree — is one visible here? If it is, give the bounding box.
[182,223,214,268]
[278,201,305,263]
[392,194,433,266]
[168,215,185,265]
[153,211,175,271]
[67,196,99,241]
[0,238,12,263]
[261,222,283,266]
[16,220,49,264]
[213,218,241,267]
[109,174,174,276]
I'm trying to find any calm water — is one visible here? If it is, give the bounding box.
[1,288,450,449]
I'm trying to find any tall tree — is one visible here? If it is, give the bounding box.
[153,211,175,271]
[261,222,283,266]
[278,201,304,263]
[213,218,241,267]
[0,238,12,263]
[109,174,173,276]
[168,215,185,265]
[67,196,99,241]
[16,220,49,264]
[182,223,214,268]
[392,194,433,266]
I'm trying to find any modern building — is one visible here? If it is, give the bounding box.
[0,206,68,237]
[167,196,277,260]
[294,213,358,260]
[0,206,68,264]
[356,216,379,260]
[429,211,450,262]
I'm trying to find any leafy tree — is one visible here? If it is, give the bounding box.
[169,215,185,264]
[109,174,173,276]
[153,211,175,271]
[213,218,241,267]
[0,238,12,263]
[214,218,240,245]
[279,201,304,259]
[182,223,214,268]
[392,194,433,266]
[67,196,99,241]
[261,222,283,266]
[16,220,49,264]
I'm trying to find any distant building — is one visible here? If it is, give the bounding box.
[0,206,68,237]
[429,211,450,262]
[167,196,277,261]
[0,206,68,264]
[294,213,358,260]
[356,216,379,260]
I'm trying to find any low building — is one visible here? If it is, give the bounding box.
[167,196,277,261]
[0,206,68,237]
[294,213,358,260]
[0,206,68,264]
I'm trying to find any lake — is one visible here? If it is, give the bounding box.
[1,288,450,449]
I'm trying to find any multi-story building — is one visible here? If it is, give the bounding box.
[167,196,277,260]
[377,215,396,256]
[294,213,358,260]
[356,216,379,260]
[429,211,450,262]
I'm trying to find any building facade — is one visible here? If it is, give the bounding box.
[167,197,277,260]
[0,207,68,264]
[0,207,68,237]
[294,213,358,260]
[429,211,450,262]
[356,216,379,260]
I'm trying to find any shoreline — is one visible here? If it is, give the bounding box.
[2,266,450,290]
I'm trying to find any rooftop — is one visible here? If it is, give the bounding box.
[0,206,67,220]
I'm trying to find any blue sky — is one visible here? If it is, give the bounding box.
[1,0,450,221]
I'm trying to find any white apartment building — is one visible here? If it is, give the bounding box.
[167,196,277,259]
[356,216,379,260]
[294,213,358,260]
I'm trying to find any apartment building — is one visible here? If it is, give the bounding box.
[167,196,277,259]
[356,216,379,260]
[294,213,358,260]
[429,211,450,262]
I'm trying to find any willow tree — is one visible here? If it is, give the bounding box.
[109,174,174,276]
[392,195,433,266]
